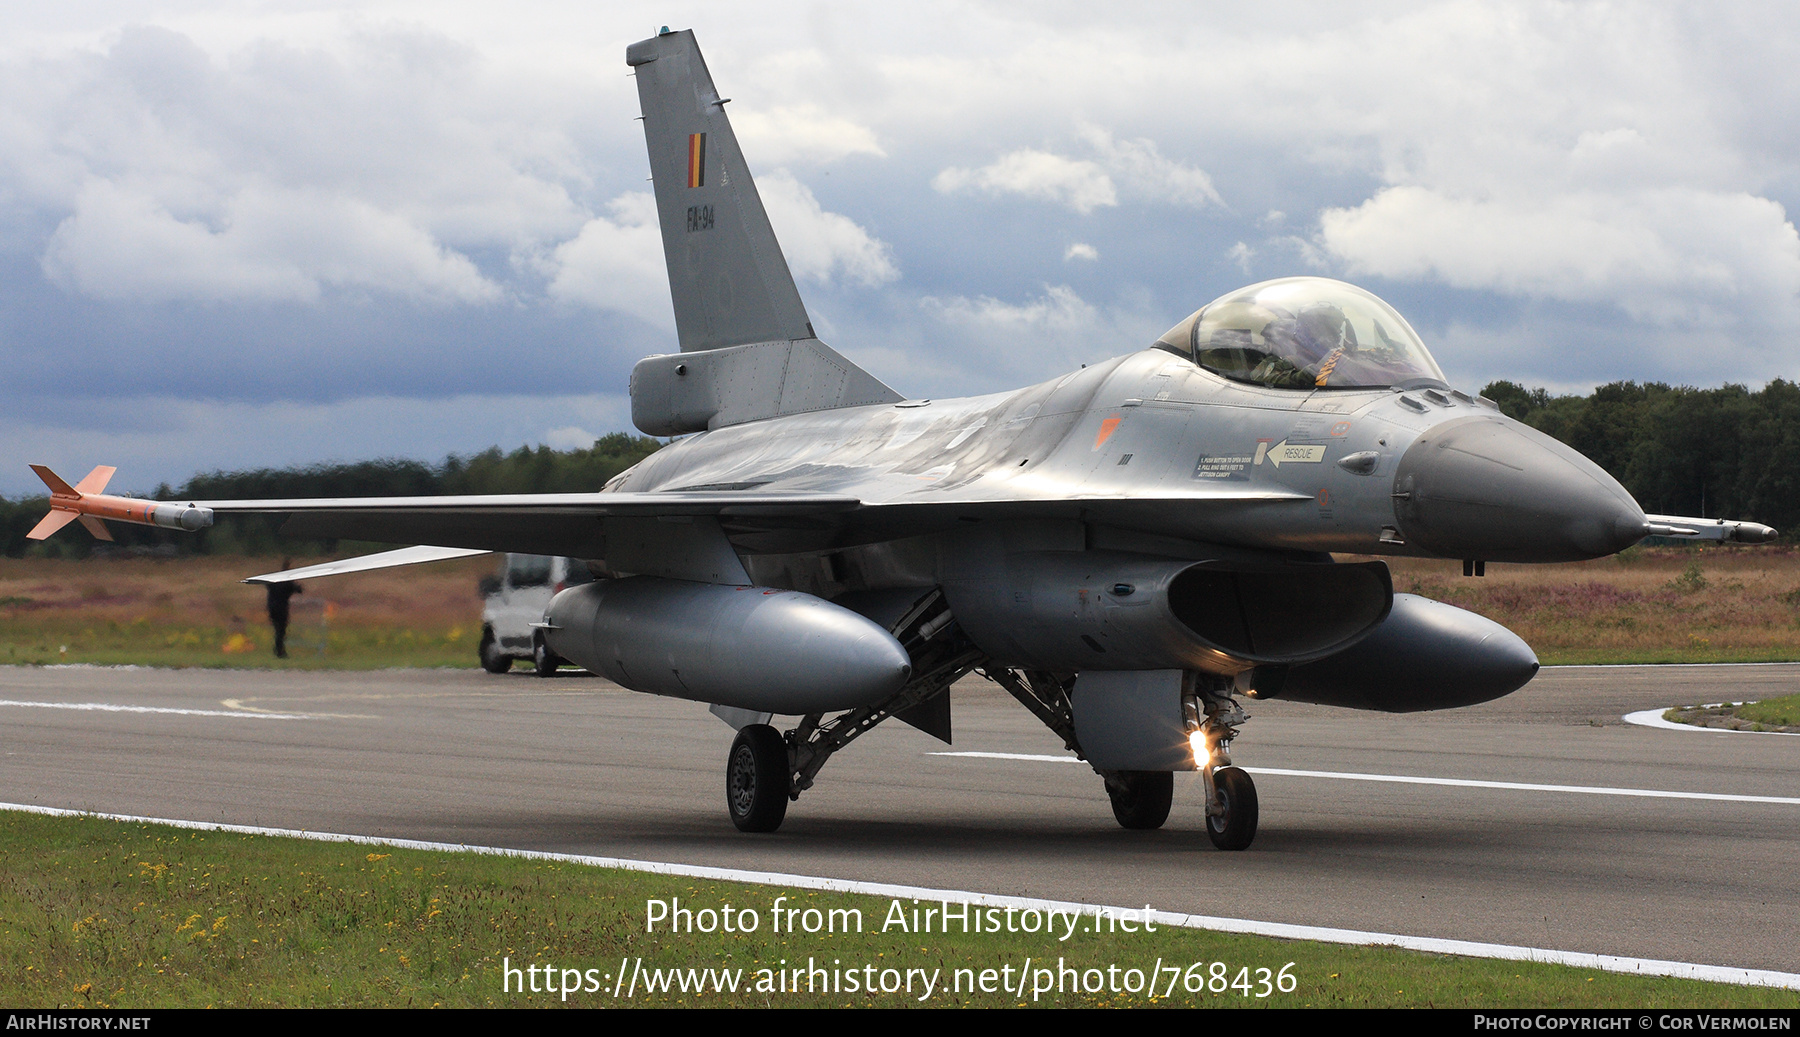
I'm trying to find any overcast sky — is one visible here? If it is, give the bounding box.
[4,1,1798,496]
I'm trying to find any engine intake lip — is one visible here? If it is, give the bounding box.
[1167,559,1392,666]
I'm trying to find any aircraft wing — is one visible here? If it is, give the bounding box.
[168,489,864,558]
[28,463,1309,561]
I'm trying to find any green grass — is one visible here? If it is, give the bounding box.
[0,618,476,670]
[1737,694,1800,728]
[0,812,1792,1009]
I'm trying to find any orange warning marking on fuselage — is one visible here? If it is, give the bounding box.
[1093,415,1122,450]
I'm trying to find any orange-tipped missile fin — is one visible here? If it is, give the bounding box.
[26,509,79,540]
[73,466,116,495]
[30,464,79,499]
[78,515,114,541]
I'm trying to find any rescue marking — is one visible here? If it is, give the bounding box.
[1255,439,1326,467]
[928,754,1800,805]
[1,800,1792,991]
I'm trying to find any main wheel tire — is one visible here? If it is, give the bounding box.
[532,636,560,677]
[1107,771,1174,830]
[1206,766,1259,851]
[479,629,513,674]
[726,724,789,833]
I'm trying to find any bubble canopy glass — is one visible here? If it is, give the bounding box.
[1156,277,1446,391]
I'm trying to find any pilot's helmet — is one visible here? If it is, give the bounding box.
[1295,302,1357,355]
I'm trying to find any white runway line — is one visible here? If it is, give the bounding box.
[0,698,313,720]
[1624,706,1800,737]
[930,751,1083,764]
[0,800,1793,991]
[928,752,1800,806]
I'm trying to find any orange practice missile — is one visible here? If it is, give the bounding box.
[26,465,213,541]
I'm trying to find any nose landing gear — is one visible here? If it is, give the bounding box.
[1195,685,1258,850]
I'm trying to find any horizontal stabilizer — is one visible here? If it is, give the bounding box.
[244,545,493,585]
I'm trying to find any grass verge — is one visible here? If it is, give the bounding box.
[0,811,1793,1009]
[1664,694,1800,732]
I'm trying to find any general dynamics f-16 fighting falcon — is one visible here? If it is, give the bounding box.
[27,28,1777,848]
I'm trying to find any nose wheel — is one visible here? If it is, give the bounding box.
[726,724,790,833]
[1194,681,1257,850]
[1205,765,1258,850]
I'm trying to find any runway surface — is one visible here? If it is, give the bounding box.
[2,662,1796,974]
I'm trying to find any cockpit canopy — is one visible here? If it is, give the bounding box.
[1156,277,1447,391]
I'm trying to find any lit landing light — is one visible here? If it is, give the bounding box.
[1190,728,1221,770]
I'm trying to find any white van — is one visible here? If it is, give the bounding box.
[478,554,595,675]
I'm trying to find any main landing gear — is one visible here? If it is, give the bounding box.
[1105,771,1174,830]
[719,590,981,834]
[726,724,789,832]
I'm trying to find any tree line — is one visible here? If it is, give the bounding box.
[1481,380,1800,533]
[7,379,1799,558]
[2,433,663,557]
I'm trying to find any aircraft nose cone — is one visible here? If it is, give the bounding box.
[1392,415,1648,562]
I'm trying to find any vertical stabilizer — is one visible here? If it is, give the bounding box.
[625,29,903,435]
[628,29,812,352]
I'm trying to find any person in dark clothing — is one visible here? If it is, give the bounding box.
[267,559,303,658]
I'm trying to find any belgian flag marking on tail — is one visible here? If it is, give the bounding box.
[687,132,706,188]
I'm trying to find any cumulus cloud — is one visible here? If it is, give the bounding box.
[5,23,591,308]
[43,178,502,304]
[544,425,597,450]
[1064,242,1098,262]
[908,283,1168,386]
[732,105,885,165]
[932,125,1220,214]
[921,283,1099,334]
[14,0,1800,489]
[934,150,1117,213]
[1076,125,1222,209]
[544,173,896,325]
[758,170,899,286]
[544,192,672,328]
[1319,186,1800,326]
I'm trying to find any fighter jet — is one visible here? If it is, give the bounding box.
[27,28,1776,848]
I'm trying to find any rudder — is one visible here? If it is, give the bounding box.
[625,29,902,435]
[628,29,811,352]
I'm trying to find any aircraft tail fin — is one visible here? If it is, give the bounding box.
[628,28,811,353]
[626,29,901,435]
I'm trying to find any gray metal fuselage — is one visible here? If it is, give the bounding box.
[606,346,1641,580]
